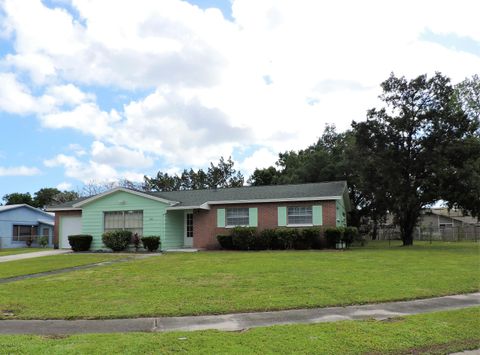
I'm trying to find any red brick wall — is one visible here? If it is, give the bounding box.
[53,210,82,246]
[193,200,337,249]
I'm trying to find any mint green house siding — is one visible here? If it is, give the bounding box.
[81,191,182,250]
[336,199,347,227]
[163,210,185,249]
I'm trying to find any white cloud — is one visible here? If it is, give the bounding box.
[56,181,73,190]
[44,154,144,183]
[0,165,40,176]
[2,0,480,183]
[0,73,41,114]
[40,103,120,138]
[90,141,153,169]
[237,148,279,178]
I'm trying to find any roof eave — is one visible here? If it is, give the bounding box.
[72,187,177,208]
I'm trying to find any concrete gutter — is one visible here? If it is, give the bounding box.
[0,292,478,335]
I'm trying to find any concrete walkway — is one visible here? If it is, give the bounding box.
[0,249,71,263]
[0,292,478,335]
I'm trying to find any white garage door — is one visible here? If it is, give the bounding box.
[60,216,82,249]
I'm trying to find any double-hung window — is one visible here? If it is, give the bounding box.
[104,210,143,235]
[287,206,312,225]
[226,208,249,226]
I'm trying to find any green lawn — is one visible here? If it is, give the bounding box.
[0,254,130,279]
[0,248,46,256]
[0,242,478,320]
[1,307,479,354]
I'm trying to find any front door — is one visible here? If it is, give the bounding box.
[184,211,193,247]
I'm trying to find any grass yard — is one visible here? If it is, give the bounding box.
[0,254,130,279]
[0,307,479,354]
[0,248,45,256]
[0,242,478,320]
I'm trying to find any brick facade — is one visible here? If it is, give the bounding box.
[193,200,337,249]
[53,210,82,247]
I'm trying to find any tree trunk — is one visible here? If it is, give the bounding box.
[371,220,378,240]
[400,215,417,246]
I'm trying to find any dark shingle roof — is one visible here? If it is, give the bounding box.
[155,181,347,207]
[47,181,348,210]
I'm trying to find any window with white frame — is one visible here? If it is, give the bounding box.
[226,208,249,226]
[104,210,143,235]
[287,206,312,225]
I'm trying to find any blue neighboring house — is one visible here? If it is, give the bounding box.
[0,204,54,249]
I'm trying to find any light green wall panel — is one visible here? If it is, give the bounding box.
[81,191,169,250]
[249,208,258,227]
[312,205,323,226]
[277,206,287,226]
[336,199,347,227]
[163,210,184,249]
[217,208,225,227]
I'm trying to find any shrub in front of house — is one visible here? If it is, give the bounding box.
[275,228,297,249]
[343,226,359,247]
[102,230,132,251]
[141,236,161,252]
[38,235,49,248]
[217,235,234,249]
[294,228,320,249]
[259,228,277,249]
[68,234,93,252]
[231,226,257,250]
[324,227,344,248]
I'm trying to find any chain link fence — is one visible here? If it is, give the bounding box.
[0,235,52,249]
[376,225,480,242]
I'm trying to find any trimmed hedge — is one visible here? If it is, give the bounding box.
[217,226,351,250]
[141,236,161,252]
[217,235,234,249]
[231,227,257,250]
[68,234,92,252]
[324,227,343,248]
[102,230,132,251]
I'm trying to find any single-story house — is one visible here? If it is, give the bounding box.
[0,204,55,248]
[47,181,350,250]
[419,208,480,228]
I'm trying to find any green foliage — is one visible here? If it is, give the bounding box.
[353,73,480,245]
[102,230,132,251]
[248,166,280,186]
[68,235,93,252]
[2,188,79,208]
[141,236,160,252]
[231,227,257,250]
[2,192,33,206]
[299,227,323,249]
[217,235,234,249]
[259,228,278,249]
[221,227,329,250]
[144,156,244,191]
[38,236,49,248]
[324,227,343,248]
[275,228,297,249]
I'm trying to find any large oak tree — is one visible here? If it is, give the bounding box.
[353,73,479,246]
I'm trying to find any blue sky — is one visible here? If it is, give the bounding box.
[0,0,479,200]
